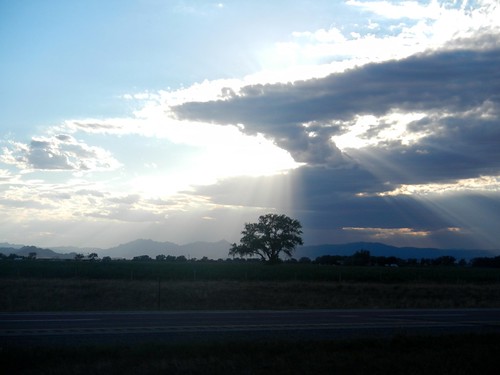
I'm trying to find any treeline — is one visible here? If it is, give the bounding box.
[3,249,500,268]
[313,250,460,267]
[309,250,500,267]
[133,249,500,267]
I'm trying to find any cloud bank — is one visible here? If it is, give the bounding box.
[171,40,500,249]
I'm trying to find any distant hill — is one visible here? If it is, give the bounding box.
[0,242,24,250]
[100,239,179,259]
[51,245,102,254]
[100,239,232,259]
[0,245,75,259]
[295,242,498,260]
[0,240,232,260]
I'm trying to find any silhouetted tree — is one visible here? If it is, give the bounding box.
[471,256,500,268]
[175,255,187,262]
[88,252,99,261]
[229,213,303,264]
[350,249,371,266]
[432,256,456,266]
[133,255,152,261]
[407,258,418,266]
[315,255,343,265]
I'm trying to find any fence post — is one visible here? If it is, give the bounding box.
[157,277,161,310]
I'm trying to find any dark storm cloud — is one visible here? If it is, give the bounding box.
[350,110,500,185]
[178,44,500,249]
[175,48,500,121]
[192,167,454,235]
[195,165,436,224]
[191,165,500,248]
[173,47,500,168]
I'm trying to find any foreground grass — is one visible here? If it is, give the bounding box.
[2,278,500,311]
[2,333,500,374]
[2,262,499,310]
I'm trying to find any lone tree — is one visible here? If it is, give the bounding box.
[229,213,303,263]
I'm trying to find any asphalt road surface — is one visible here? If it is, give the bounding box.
[2,309,500,346]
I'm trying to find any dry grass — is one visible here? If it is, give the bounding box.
[1,278,500,311]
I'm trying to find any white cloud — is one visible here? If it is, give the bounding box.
[254,0,500,80]
[375,175,500,196]
[0,169,17,183]
[346,0,444,20]
[59,90,300,195]
[343,226,432,238]
[292,27,346,43]
[0,175,204,225]
[0,135,121,172]
[332,112,428,151]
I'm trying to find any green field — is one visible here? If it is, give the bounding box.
[2,260,500,283]
[1,261,500,311]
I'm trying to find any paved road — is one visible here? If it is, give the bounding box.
[2,309,500,346]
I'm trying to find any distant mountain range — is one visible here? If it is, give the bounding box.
[0,240,498,260]
[0,244,77,259]
[98,239,232,260]
[0,239,233,260]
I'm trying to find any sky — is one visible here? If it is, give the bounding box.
[1,0,499,251]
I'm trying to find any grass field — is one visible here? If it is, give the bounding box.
[2,261,500,311]
[2,278,500,311]
[3,333,500,374]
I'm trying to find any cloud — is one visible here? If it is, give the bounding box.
[0,197,55,210]
[65,121,125,134]
[176,47,500,124]
[292,27,347,44]
[0,135,121,172]
[254,0,499,79]
[0,169,17,183]
[188,166,500,249]
[376,176,500,197]
[108,194,141,205]
[346,103,500,189]
[87,205,166,223]
[347,0,500,37]
[172,46,500,170]
[343,226,431,238]
[346,0,445,20]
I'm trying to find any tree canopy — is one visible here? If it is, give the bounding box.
[229,213,303,263]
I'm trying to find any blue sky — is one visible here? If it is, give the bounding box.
[1,0,500,251]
